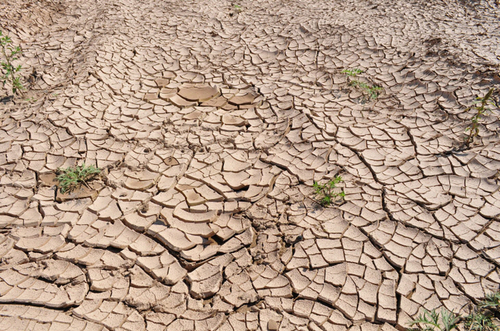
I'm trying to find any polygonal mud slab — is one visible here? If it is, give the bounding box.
[178,84,219,102]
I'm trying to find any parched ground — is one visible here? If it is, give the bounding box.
[1,0,500,330]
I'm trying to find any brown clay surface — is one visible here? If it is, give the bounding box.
[0,0,500,329]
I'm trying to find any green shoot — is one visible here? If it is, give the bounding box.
[0,31,24,96]
[479,292,500,310]
[342,68,382,99]
[57,163,101,193]
[313,175,345,207]
[464,292,500,331]
[341,68,363,77]
[409,293,500,331]
[350,80,383,99]
[409,309,460,331]
[465,311,498,331]
[464,88,495,147]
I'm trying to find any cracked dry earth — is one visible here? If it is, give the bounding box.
[1,0,500,330]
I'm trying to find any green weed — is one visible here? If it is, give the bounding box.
[465,311,498,331]
[464,88,495,147]
[0,31,24,96]
[313,175,345,207]
[342,68,382,100]
[409,309,460,331]
[464,292,500,331]
[341,68,363,77]
[57,163,101,193]
[351,80,383,99]
[409,293,500,331]
[479,292,500,310]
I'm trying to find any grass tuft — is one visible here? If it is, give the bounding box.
[313,175,345,207]
[464,88,495,147]
[342,68,382,100]
[409,293,500,331]
[57,163,101,193]
[409,309,460,331]
[1,30,24,96]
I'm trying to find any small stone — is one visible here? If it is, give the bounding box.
[39,173,58,186]
[155,78,170,87]
[178,85,219,101]
[56,183,102,202]
[143,92,158,100]
[222,114,246,126]
[169,94,197,107]
[229,92,258,105]
[268,319,279,331]
[159,87,177,100]
[200,96,227,107]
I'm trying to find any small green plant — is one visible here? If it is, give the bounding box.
[464,292,500,331]
[313,175,345,207]
[409,309,460,331]
[480,292,500,310]
[465,311,497,331]
[233,4,242,10]
[464,88,495,147]
[57,163,101,193]
[0,31,24,96]
[409,294,500,331]
[342,68,382,100]
[341,68,363,77]
[351,80,383,99]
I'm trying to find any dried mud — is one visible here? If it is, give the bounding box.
[0,0,500,330]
